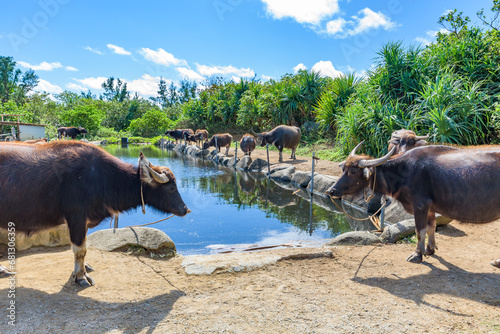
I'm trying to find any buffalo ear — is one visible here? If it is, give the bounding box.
[139,153,170,184]
[416,140,427,147]
[363,167,373,180]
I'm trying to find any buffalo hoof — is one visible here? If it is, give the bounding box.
[85,263,94,272]
[74,273,95,287]
[491,259,500,268]
[424,246,435,256]
[406,252,423,263]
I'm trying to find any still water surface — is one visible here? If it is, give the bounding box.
[91,145,365,255]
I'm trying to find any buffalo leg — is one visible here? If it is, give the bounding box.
[291,147,297,160]
[424,212,437,255]
[407,202,431,263]
[279,150,283,162]
[68,218,94,287]
[225,145,230,156]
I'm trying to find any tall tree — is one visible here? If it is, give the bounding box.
[101,77,129,102]
[0,56,39,105]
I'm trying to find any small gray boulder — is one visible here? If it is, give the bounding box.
[380,219,415,243]
[324,231,382,246]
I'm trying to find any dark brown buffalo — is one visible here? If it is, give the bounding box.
[239,134,256,157]
[252,125,301,162]
[165,129,188,143]
[388,129,428,154]
[327,142,500,267]
[0,141,190,286]
[203,133,233,155]
[57,127,88,139]
[182,129,196,143]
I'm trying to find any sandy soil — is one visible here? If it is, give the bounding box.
[0,149,499,333]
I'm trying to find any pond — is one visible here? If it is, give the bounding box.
[91,144,373,255]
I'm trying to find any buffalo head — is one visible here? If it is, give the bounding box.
[139,153,190,217]
[388,129,428,154]
[327,142,395,198]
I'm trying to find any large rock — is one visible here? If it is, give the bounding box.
[185,145,199,156]
[236,155,252,170]
[195,149,210,157]
[269,164,296,182]
[0,225,71,251]
[383,200,413,224]
[324,231,382,246]
[380,219,415,243]
[87,227,176,256]
[291,171,314,188]
[248,158,268,172]
[308,174,339,196]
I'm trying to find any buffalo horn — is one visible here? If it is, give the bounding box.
[358,146,396,168]
[414,134,429,140]
[146,165,170,183]
[348,141,365,158]
[250,128,262,137]
[391,133,401,139]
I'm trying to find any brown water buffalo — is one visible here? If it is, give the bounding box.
[388,129,428,154]
[203,133,233,155]
[0,141,190,286]
[239,134,256,157]
[327,142,500,267]
[194,129,209,146]
[252,125,301,162]
[57,127,88,139]
[182,129,196,143]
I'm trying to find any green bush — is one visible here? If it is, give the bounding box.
[127,109,173,137]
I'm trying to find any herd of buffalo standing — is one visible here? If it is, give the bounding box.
[0,124,498,287]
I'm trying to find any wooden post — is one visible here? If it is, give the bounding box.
[266,144,270,177]
[113,213,119,232]
[215,136,218,154]
[235,141,238,165]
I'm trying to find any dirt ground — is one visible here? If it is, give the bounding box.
[0,149,499,333]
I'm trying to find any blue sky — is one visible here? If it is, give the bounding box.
[0,0,494,98]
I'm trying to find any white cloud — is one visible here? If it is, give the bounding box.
[73,76,108,90]
[415,28,448,45]
[107,44,131,55]
[36,79,63,94]
[293,63,307,73]
[326,18,345,35]
[66,82,87,92]
[18,61,78,72]
[232,76,241,83]
[176,67,205,81]
[311,60,342,78]
[139,48,187,67]
[127,74,166,96]
[261,75,273,81]
[196,64,255,77]
[351,8,395,35]
[84,46,104,55]
[325,8,396,38]
[261,0,339,25]
[18,61,63,71]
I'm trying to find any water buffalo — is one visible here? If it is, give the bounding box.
[194,129,209,146]
[0,141,190,286]
[252,125,301,162]
[239,134,256,157]
[388,129,428,154]
[327,142,500,267]
[203,133,233,155]
[57,127,88,139]
[182,129,196,143]
[165,129,185,143]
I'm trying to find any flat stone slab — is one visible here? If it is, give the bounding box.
[380,219,415,243]
[87,227,176,253]
[0,225,71,251]
[181,248,333,275]
[324,231,382,246]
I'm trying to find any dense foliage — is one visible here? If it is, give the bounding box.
[1,3,500,158]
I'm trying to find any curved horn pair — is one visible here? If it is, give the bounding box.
[350,141,396,168]
[250,128,262,137]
